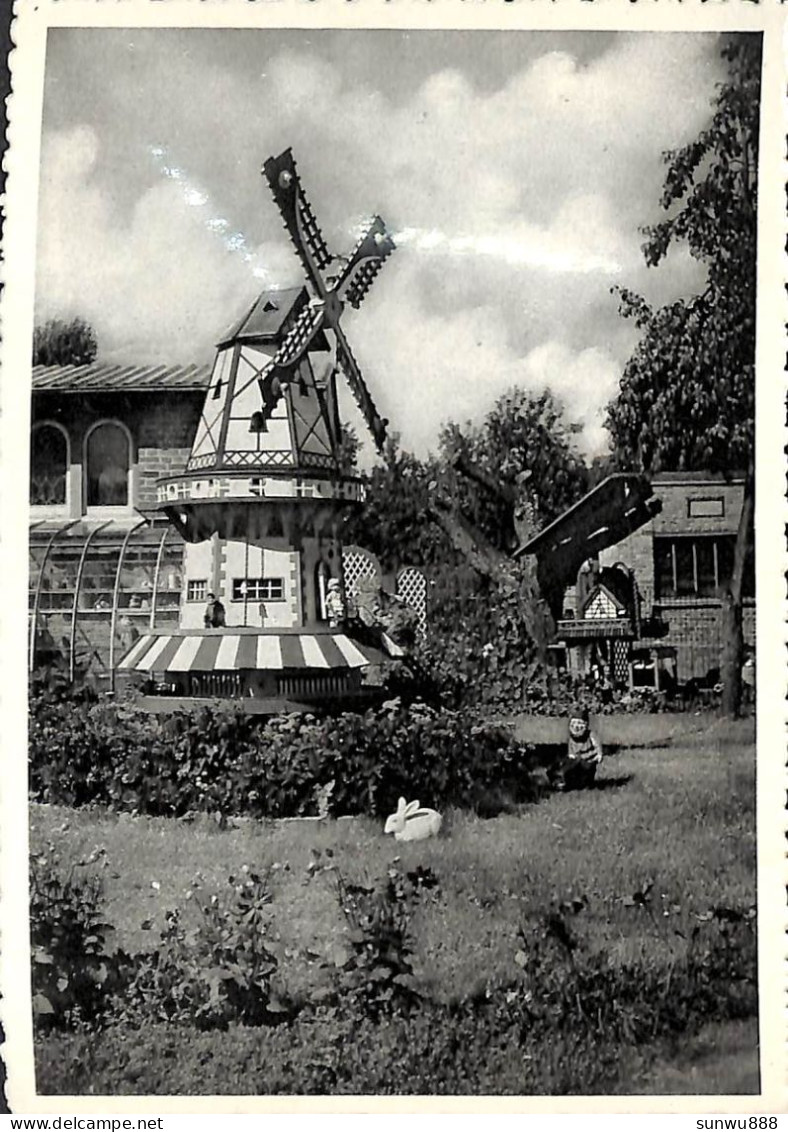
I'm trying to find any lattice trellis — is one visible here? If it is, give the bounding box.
[341,545,382,606]
[612,639,630,684]
[396,566,428,639]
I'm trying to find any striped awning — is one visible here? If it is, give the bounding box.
[117,630,402,673]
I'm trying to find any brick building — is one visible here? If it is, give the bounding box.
[29,362,211,681]
[557,472,755,687]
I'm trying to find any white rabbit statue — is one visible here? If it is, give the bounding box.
[384,797,442,842]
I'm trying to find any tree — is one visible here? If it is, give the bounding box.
[343,434,453,573]
[33,318,98,367]
[605,34,759,716]
[439,388,590,553]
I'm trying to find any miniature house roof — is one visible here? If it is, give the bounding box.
[582,583,627,620]
[515,473,661,588]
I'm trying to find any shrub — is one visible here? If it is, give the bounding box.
[29,844,117,1031]
[510,902,758,1048]
[120,869,285,1031]
[36,900,757,1095]
[29,689,542,819]
[33,848,758,1095]
[304,856,440,1016]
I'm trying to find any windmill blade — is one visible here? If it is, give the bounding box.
[338,217,396,310]
[333,322,388,452]
[275,300,326,368]
[262,149,332,296]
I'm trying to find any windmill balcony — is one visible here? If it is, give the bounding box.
[556,617,634,641]
[155,470,365,507]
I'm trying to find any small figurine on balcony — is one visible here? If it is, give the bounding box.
[204,593,226,629]
[325,579,345,628]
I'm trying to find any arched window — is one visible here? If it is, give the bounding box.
[86,422,130,507]
[30,423,68,506]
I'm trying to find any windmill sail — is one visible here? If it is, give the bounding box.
[262,149,332,294]
[260,150,394,453]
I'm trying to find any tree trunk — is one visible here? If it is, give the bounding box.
[720,461,754,718]
[428,498,555,663]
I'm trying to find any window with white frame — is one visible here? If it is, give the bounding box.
[187,579,208,602]
[232,577,285,602]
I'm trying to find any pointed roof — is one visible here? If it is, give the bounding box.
[217,287,305,348]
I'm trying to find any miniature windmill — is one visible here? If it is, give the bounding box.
[118,149,400,708]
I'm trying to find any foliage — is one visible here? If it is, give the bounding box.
[338,423,361,474]
[606,36,758,472]
[35,891,757,1095]
[411,578,542,710]
[344,434,454,573]
[30,664,98,708]
[512,898,757,1049]
[604,35,759,716]
[439,387,589,551]
[33,317,98,368]
[348,387,589,575]
[306,856,439,1016]
[28,688,542,819]
[121,869,282,1031]
[31,732,757,1093]
[29,844,116,1030]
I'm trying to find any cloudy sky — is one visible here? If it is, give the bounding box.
[35,29,725,458]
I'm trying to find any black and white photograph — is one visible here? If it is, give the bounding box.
[1,0,784,1113]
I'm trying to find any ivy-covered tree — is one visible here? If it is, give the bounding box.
[348,391,591,707]
[605,34,759,716]
[344,434,453,573]
[33,317,98,367]
[439,387,590,552]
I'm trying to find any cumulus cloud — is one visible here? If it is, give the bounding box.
[35,29,721,451]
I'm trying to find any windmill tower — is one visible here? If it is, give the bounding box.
[118,149,400,709]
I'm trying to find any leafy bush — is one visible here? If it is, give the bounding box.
[29,689,542,819]
[36,902,757,1095]
[33,317,97,367]
[32,834,758,1095]
[120,869,285,1031]
[512,906,757,1050]
[305,856,440,1016]
[31,845,291,1034]
[29,844,116,1031]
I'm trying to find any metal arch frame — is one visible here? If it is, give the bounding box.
[29,520,80,673]
[69,521,111,680]
[108,518,147,690]
[149,525,172,630]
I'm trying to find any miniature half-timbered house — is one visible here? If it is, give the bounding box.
[517,471,755,689]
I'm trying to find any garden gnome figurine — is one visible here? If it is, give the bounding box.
[325,579,345,628]
[549,705,602,792]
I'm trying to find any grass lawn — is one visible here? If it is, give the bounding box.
[31,715,757,1094]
